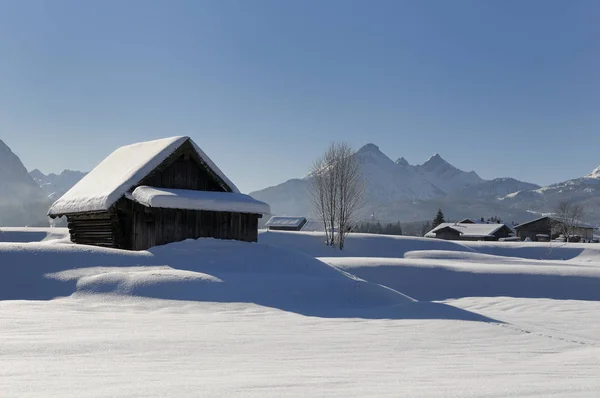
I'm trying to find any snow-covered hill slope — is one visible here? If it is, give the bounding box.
[500,164,600,223]
[452,177,540,199]
[30,169,87,200]
[0,140,50,226]
[588,165,600,179]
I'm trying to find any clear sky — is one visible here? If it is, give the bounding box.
[1,0,598,192]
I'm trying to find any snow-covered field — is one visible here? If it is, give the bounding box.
[1,229,600,396]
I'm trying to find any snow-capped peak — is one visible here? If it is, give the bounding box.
[419,153,453,173]
[414,153,483,193]
[395,157,410,167]
[588,165,600,179]
[29,168,46,180]
[356,143,381,155]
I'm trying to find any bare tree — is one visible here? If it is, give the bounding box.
[309,142,364,249]
[309,155,332,245]
[551,201,585,242]
[335,143,364,250]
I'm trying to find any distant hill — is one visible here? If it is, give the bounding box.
[30,169,87,201]
[0,140,51,226]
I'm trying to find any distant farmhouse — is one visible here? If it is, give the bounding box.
[48,136,270,250]
[514,216,597,242]
[425,222,514,241]
[265,216,307,231]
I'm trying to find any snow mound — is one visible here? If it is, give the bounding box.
[0,238,425,318]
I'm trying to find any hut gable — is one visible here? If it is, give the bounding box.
[138,139,232,193]
[48,136,239,217]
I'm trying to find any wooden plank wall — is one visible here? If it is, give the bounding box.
[129,202,259,250]
[67,212,126,248]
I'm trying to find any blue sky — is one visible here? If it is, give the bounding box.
[1,0,598,192]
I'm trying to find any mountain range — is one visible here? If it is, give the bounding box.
[0,139,598,227]
[249,143,600,225]
[29,169,87,201]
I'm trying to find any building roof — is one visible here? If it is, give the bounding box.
[514,216,598,230]
[425,222,511,238]
[130,186,270,215]
[457,218,489,224]
[48,136,240,216]
[265,216,307,228]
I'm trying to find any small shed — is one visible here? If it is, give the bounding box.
[514,216,596,242]
[425,223,514,241]
[265,216,307,231]
[48,136,270,250]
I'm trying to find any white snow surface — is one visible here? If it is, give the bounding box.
[131,186,270,214]
[1,230,600,396]
[48,136,240,216]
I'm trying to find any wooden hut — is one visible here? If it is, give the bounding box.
[265,216,308,231]
[514,216,596,242]
[48,136,270,250]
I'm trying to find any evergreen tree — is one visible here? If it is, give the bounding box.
[432,209,445,228]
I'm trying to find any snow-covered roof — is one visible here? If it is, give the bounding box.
[48,136,240,216]
[426,223,511,238]
[130,186,270,214]
[514,216,598,230]
[265,216,307,228]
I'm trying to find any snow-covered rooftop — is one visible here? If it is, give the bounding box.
[514,216,598,230]
[265,216,307,228]
[131,186,270,215]
[48,136,240,216]
[426,223,511,238]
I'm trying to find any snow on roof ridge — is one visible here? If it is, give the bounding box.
[48,136,240,216]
